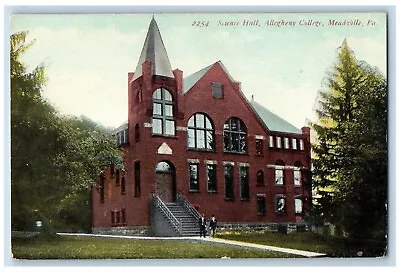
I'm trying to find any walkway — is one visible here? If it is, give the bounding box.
[57,233,326,258]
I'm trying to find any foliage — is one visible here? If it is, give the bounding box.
[11,235,295,259]
[310,40,388,239]
[10,31,122,232]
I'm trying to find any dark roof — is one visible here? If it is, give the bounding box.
[133,18,174,80]
[249,100,301,134]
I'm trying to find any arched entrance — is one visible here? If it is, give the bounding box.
[155,161,176,203]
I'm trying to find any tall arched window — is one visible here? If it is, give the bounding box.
[187,113,215,150]
[223,117,247,153]
[152,88,175,136]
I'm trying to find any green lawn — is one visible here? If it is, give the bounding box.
[217,231,387,257]
[11,234,295,259]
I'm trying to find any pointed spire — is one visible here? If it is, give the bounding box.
[133,18,174,80]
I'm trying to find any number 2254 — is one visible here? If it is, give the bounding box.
[192,21,209,27]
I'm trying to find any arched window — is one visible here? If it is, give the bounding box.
[187,113,215,150]
[223,117,247,153]
[257,170,264,186]
[152,88,175,136]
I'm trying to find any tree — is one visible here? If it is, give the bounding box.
[10,32,122,232]
[311,40,387,239]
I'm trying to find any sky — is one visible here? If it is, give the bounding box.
[9,12,387,130]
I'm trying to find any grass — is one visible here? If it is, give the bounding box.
[11,233,295,259]
[217,231,387,257]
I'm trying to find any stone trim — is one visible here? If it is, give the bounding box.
[205,160,217,165]
[176,126,187,131]
[223,161,235,166]
[254,135,265,140]
[267,164,308,170]
[92,226,149,236]
[187,158,200,163]
[238,162,249,167]
[144,122,152,128]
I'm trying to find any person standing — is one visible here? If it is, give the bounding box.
[209,214,217,238]
[199,214,207,238]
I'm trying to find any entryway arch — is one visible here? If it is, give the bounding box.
[154,161,176,202]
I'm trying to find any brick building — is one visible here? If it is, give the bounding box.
[91,18,312,236]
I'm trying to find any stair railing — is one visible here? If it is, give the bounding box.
[176,193,201,220]
[152,194,182,235]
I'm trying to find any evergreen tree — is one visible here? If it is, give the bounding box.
[311,40,387,239]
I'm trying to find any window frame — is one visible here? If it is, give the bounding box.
[223,117,247,154]
[187,113,215,151]
[294,168,301,186]
[255,139,263,156]
[224,164,234,200]
[275,195,286,213]
[206,163,217,192]
[189,163,200,192]
[257,195,266,215]
[239,165,250,200]
[295,197,303,214]
[152,88,175,136]
[256,170,265,186]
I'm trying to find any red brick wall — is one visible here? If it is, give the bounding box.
[92,62,311,228]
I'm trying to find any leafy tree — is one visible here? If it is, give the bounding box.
[10,32,122,232]
[311,40,387,239]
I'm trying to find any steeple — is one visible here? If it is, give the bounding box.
[133,18,174,80]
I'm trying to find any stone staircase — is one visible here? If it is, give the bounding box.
[164,202,199,236]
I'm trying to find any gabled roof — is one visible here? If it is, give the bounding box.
[183,61,240,93]
[249,100,301,134]
[183,64,214,93]
[133,18,174,80]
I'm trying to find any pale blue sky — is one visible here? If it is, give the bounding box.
[10,13,387,129]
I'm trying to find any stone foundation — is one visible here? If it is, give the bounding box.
[217,222,312,233]
[92,226,149,236]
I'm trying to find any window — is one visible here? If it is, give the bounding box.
[276,136,281,148]
[124,128,129,144]
[212,82,223,99]
[111,211,115,225]
[187,113,215,151]
[284,137,290,149]
[189,163,199,192]
[121,209,126,224]
[239,165,250,200]
[116,169,120,185]
[224,118,247,153]
[100,173,105,203]
[294,168,301,186]
[121,177,126,194]
[257,170,264,186]
[207,164,217,192]
[275,160,284,186]
[135,124,140,142]
[292,138,297,150]
[256,139,263,156]
[224,165,234,200]
[299,139,304,150]
[269,136,274,148]
[295,198,303,214]
[257,195,266,215]
[116,211,121,224]
[152,88,175,136]
[134,161,141,197]
[276,195,286,213]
